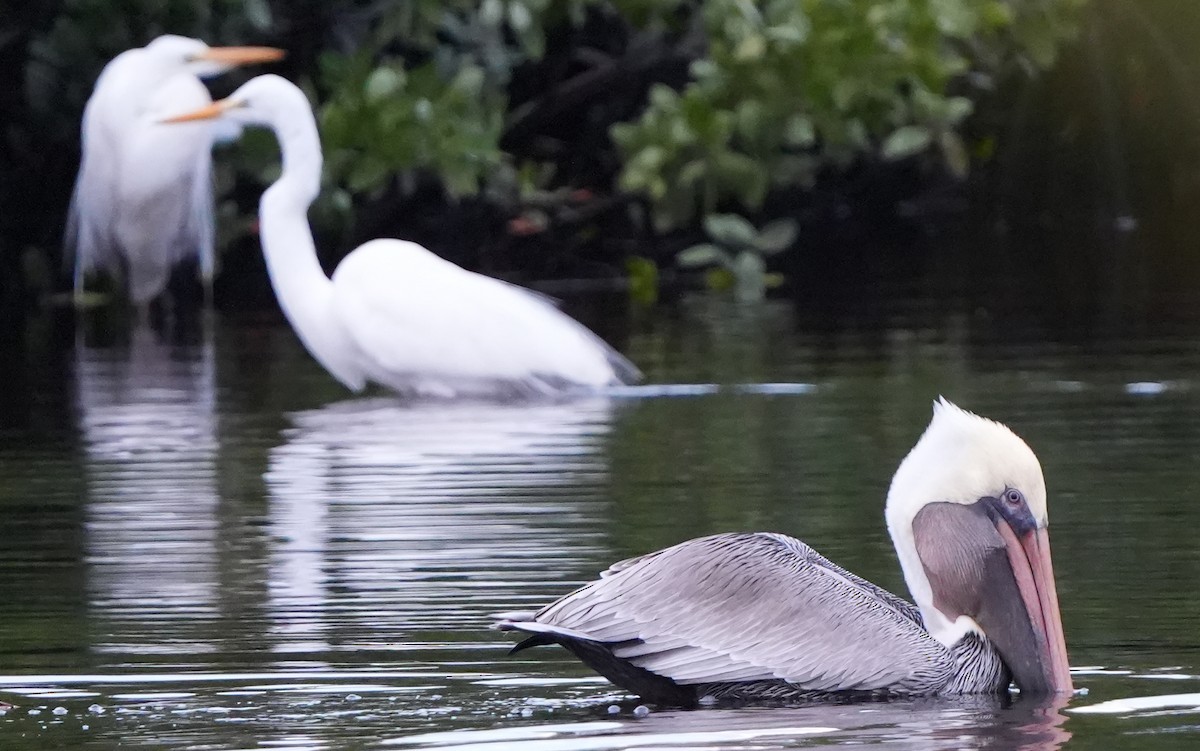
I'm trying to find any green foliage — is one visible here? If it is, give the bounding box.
[678,214,795,301]
[626,255,659,305]
[612,0,1087,231]
[318,56,505,202]
[309,0,566,231]
[17,0,1087,286]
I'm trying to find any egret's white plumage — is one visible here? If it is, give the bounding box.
[166,74,639,398]
[67,35,282,306]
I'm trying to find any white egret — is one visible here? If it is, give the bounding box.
[67,35,283,307]
[165,75,639,398]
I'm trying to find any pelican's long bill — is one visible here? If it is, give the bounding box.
[995,522,1073,693]
[162,99,239,124]
[194,46,285,65]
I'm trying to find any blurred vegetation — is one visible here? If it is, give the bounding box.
[677,214,796,302]
[612,0,1087,233]
[4,0,1087,307]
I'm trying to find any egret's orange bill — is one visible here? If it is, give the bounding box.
[196,46,285,65]
[161,100,237,124]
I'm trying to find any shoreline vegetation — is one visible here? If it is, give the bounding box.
[7,0,1200,323]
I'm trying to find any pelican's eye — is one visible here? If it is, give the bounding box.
[1003,488,1025,508]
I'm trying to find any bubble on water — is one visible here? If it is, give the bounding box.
[607,704,620,715]
[345,694,361,702]
[520,707,533,718]
[1074,687,1090,696]
[28,709,41,716]
[633,705,650,718]
[87,704,106,715]
[81,725,89,731]
[52,707,68,716]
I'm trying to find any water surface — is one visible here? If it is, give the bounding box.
[0,298,1198,749]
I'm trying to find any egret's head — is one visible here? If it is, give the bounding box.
[143,34,284,79]
[161,74,310,129]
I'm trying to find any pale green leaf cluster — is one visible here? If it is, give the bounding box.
[678,213,797,301]
[612,0,1086,230]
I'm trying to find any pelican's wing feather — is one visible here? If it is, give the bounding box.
[529,532,952,693]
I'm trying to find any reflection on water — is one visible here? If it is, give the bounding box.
[264,397,617,656]
[1,301,1200,749]
[388,695,1072,751]
[75,322,222,655]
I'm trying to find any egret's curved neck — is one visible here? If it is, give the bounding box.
[258,105,359,388]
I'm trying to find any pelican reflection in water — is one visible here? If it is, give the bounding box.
[499,399,1072,705]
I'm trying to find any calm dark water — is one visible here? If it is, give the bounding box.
[0,296,1199,750]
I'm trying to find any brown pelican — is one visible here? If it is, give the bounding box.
[496,399,1073,705]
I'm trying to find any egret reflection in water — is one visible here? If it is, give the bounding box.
[74,322,221,655]
[264,397,619,656]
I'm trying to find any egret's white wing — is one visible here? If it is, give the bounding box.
[530,533,953,692]
[330,239,636,394]
[67,49,218,303]
[146,72,217,285]
[66,96,123,278]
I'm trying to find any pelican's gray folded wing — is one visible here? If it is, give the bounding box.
[513,532,953,694]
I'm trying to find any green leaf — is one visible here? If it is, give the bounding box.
[931,0,978,38]
[648,84,680,111]
[678,159,707,186]
[705,267,736,291]
[451,66,485,98]
[765,23,808,46]
[626,256,659,305]
[939,130,970,179]
[733,251,767,302]
[713,152,769,209]
[703,213,758,248]
[735,99,764,142]
[982,1,1014,27]
[734,33,766,62]
[881,126,933,161]
[944,97,974,125]
[365,67,405,102]
[783,115,816,148]
[753,218,798,254]
[243,0,273,30]
[508,1,533,32]
[677,243,729,268]
[480,0,504,26]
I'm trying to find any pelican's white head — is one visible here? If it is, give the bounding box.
[886,398,1047,641]
[887,398,1047,527]
[882,398,1071,694]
